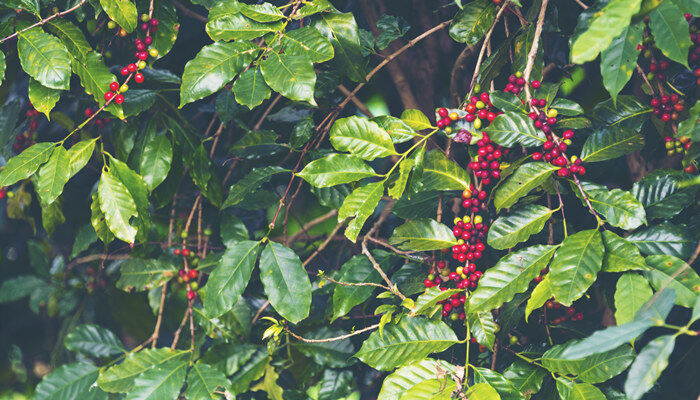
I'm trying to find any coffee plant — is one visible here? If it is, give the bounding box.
[0,0,699,398]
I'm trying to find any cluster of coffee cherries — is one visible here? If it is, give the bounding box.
[436,91,502,132]
[423,261,468,321]
[527,100,558,135]
[685,13,700,80]
[467,133,508,186]
[107,14,159,37]
[177,269,199,300]
[450,211,488,264]
[532,133,586,178]
[173,247,192,257]
[545,300,584,325]
[651,93,685,123]
[13,109,40,153]
[504,72,537,95]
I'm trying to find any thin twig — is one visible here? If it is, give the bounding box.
[573,0,589,10]
[170,307,191,350]
[253,94,283,131]
[523,0,550,111]
[337,84,374,117]
[465,3,509,101]
[285,209,339,244]
[636,64,655,94]
[150,283,168,349]
[172,0,207,22]
[302,219,346,267]
[287,323,380,343]
[251,301,270,325]
[0,0,88,44]
[361,200,406,300]
[323,275,390,290]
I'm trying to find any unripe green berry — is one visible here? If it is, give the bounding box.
[141,14,150,22]
[107,20,117,29]
[515,71,523,78]
[450,312,459,321]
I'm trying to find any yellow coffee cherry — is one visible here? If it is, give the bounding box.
[454,217,462,225]
[473,118,482,129]
[474,215,483,224]
[449,112,459,121]
[462,216,471,223]
[546,108,558,118]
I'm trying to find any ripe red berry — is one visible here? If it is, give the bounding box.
[127,63,138,72]
[651,98,660,107]
[182,248,190,257]
[109,81,119,91]
[104,91,115,101]
[531,80,541,89]
[532,152,543,161]
[438,107,448,118]
[562,130,574,139]
[188,269,198,279]
[144,36,153,45]
[186,290,196,300]
[173,248,181,255]
[114,94,124,104]
[138,51,149,61]
[84,107,94,117]
[134,73,144,84]
[149,18,159,27]
[120,67,129,76]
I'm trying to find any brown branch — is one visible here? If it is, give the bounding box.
[287,323,380,343]
[0,0,88,44]
[172,0,207,22]
[285,209,339,244]
[251,300,270,325]
[253,94,283,131]
[449,45,477,105]
[573,0,589,10]
[150,283,168,349]
[302,219,346,267]
[636,64,655,94]
[323,275,390,290]
[67,253,130,269]
[170,306,191,350]
[465,3,509,101]
[523,0,549,111]
[337,84,374,117]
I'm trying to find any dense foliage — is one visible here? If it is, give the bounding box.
[0,0,699,399]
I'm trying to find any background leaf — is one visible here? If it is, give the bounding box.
[259,242,312,324]
[487,204,554,250]
[65,324,124,358]
[549,230,604,306]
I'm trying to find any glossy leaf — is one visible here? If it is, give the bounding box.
[35,363,105,400]
[67,139,97,176]
[116,259,177,291]
[580,126,645,162]
[570,0,642,63]
[98,169,138,243]
[297,153,377,188]
[469,245,558,313]
[0,142,55,187]
[125,359,187,400]
[624,335,676,400]
[556,380,607,400]
[97,348,189,393]
[600,23,643,101]
[494,162,558,211]
[65,324,124,358]
[644,255,700,307]
[332,252,386,322]
[421,149,471,191]
[223,166,288,208]
[378,359,458,400]
[649,1,692,67]
[90,192,114,245]
[449,0,497,45]
[338,181,383,242]
[550,229,604,306]
[72,53,124,119]
[525,275,552,321]
[468,311,497,350]
[180,41,258,107]
[313,12,366,82]
[100,0,137,33]
[625,223,695,258]
[28,79,60,119]
[259,242,312,324]
[354,316,457,370]
[389,218,457,251]
[204,241,261,318]
[109,157,150,242]
[472,367,521,400]
[232,67,271,109]
[488,204,554,250]
[229,347,270,394]
[411,287,462,317]
[185,363,230,400]
[330,116,396,160]
[139,134,172,191]
[45,19,90,63]
[550,98,584,116]
[601,230,648,272]
[631,171,696,220]
[400,109,433,131]
[260,52,317,105]
[542,342,634,383]
[276,26,334,63]
[17,27,71,90]
[592,96,651,129]
[399,379,456,400]
[503,361,546,397]
[206,8,283,41]
[293,327,355,368]
[485,112,546,148]
[0,276,47,303]
[35,146,71,206]
[614,273,653,325]
[586,188,646,230]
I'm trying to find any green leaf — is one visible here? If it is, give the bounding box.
[116,259,177,291]
[17,27,71,90]
[592,95,651,129]
[28,79,60,119]
[35,146,71,206]
[543,343,635,383]
[293,327,355,368]
[313,12,366,82]
[35,363,106,400]
[388,158,414,199]
[204,241,260,318]
[67,139,97,176]
[494,162,558,211]
[586,188,646,230]
[488,204,554,250]
[550,98,585,116]
[503,361,546,397]
[644,255,700,308]
[490,91,527,114]
[449,0,497,45]
[411,287,462,317]
[558,116,593,130]
[378,359,458,400]
[2,0,39,15]
[332,252,386,322]
[550,229,604,306]
[298,154,377,188]
[354,316,457,371]
[472,367,521,400]
[223,166,287,208]
[468,312,497,350]
[602,230,648,272]
[631,171,696,220]
[556,380,607,400]
[122,90,157,118]
[125,359,187,400]
[260,52,317,105]
[139,134,172,191]
[649,1,692,67]
[0,276,47,303]
[90,192,114,245]
[46,19,92,63]
[232,67,272,109]
[400,109,433,131]
[206,10,283,41]
[525,275,552,321]
[240,2,284,22]
[469,245,558,313]
[615,273,653,325]
[420,149,471,191]
[485,112,546,148]
[389,218,457,251]
[72,53,124,119]
[558,289,676,359]
[624,335,676,400]
[625,223,695,258]
[329,116,396,160]
[600,23,643,101]
[399,379,456,400]
[180,41,258,107]
[570,0,642,63]
[98,348,189,393]
[580,126,645,162]
[109,156,150,242]
[229,347,270,394]
[338,181,383,242]
[259,242,312,324]
[98,169,138,243]
[276,26,334,63]
[99,0,137,33]
[0,50,5,83]
[65,324,124,358]
[148,2,179,59]
[185,363,230,400]
[0,142,54,187]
